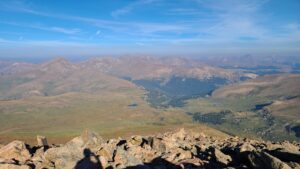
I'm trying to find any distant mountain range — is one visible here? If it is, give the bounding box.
[0,56,245,100]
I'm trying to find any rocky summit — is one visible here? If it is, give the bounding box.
[0,129,299,169]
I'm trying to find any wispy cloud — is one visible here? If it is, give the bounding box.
[166,8,205,16]
[111,0,157,17]
[197,0,268,39]
[1,3,191,36]
[95,30,101,36]
[0,38,9,43]
[49,27,81,34]
[0,21,81,35]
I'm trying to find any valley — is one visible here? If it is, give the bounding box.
[0,57,299,144]
[184,74,300,141]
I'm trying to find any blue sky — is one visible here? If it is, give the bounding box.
[0,0,299,59]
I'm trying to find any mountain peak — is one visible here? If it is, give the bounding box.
[40,57,74,71]
[45,57,69,65]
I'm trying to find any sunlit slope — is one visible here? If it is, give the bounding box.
[211,74,300,120]
[183,74,300,141]
[0,88,193,144]
[0,58,136,99]
[0,89,228,144]
[212,74,300,99]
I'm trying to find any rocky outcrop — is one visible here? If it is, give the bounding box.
[36,136,48,147]
[0,129,299,169]
[44,130,103,169]
[0,141,31,164]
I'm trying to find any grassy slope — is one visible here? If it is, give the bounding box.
[0,58,234,144]
[183,74,300,141]
[211,74,300,120]
[0,87,228,144]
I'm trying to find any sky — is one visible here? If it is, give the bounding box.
[0,0,299,59]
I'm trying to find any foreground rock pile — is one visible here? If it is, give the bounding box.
[0,129,299,169]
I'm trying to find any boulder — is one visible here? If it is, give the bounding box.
[268,149,300,163]
[151,138,166,153]
[33,162,55,169]
[31,147,45,166]
[99,156,108,168]
[44,146,81,168]
[128,135,144,146]
[248,151,291,169]
[44,130,102,168]
[171,128,187,141]
[81,130,103,148]
[210,147,232,166]
[0,158,15,164]
[176,149,193,161]
[73,149,104,169]
[0,141,31,163]
[113,147,143,168]
[128,145,156,163]
[97,146,115,162]
[176,158,205,168]
[238,142,256,153]
[0,164,31,169]
[266,141,300,153]
[265,141,300,163]
[36,136,48,147]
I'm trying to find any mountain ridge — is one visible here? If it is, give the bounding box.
[0,56,243,100]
